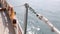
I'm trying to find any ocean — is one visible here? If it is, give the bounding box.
[7,0,60,34]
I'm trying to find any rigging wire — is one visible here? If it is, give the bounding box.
[14,5,24,7]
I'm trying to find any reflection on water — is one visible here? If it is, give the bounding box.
[7,0,60,34]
